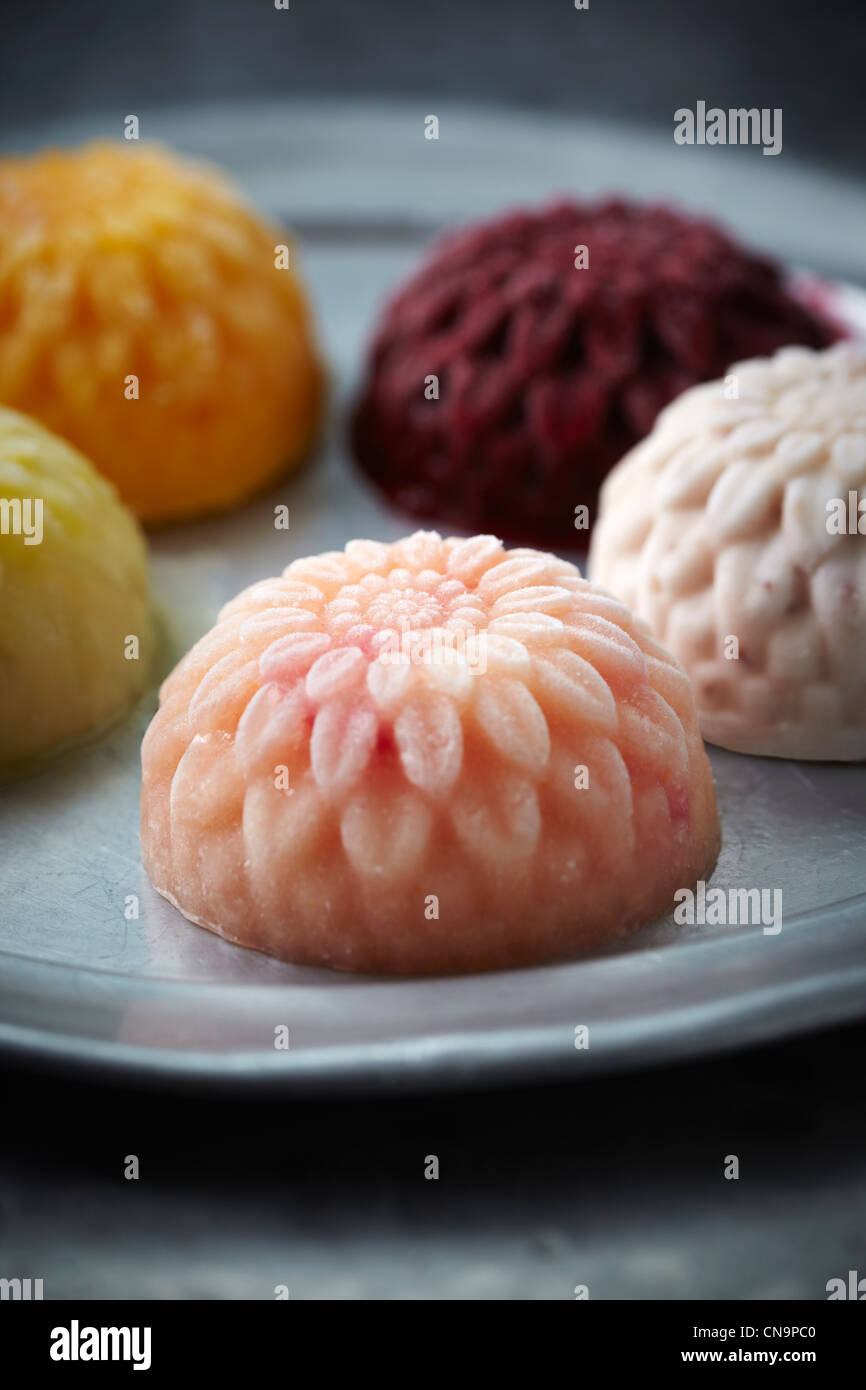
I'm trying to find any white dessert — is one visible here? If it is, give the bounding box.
[590,343,866,759]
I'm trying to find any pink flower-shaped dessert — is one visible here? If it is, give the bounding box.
[141,532,720,973]
[590,343,866,759]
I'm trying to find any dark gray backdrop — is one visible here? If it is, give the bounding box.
[1,0,864,176]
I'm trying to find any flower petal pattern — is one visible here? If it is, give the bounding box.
[591,342,866,758]
[141,530,720,973]
[310,695,378,797]
[474,677,550,774]
[394,689,463,796]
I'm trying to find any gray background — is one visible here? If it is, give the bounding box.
[1,0,864,178]
[0,0,864,1301]
[1,1026,865,1300]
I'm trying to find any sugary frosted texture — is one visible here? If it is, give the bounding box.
[0,407,155,777]
[141,531,720,973]
[0,142,324,524]
[352,198,838,548]
[590,343,866,759]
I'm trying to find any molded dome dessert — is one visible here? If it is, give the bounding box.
[590,343,866,760]
[352,199,838,547]
[141,531,720,974]
[0,142,324,524]
[0,407,155,778]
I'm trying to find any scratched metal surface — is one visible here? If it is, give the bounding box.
[0,102,865,1090]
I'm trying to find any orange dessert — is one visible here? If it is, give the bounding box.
[0,142,324,524]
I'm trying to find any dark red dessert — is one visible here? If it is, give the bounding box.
[352,199,840,547]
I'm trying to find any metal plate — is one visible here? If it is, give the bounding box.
[1,100,865,1091]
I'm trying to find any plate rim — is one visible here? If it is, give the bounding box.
[2,894,865,1093]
